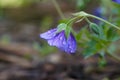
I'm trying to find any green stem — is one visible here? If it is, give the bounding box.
[107,52,120,62]
[85,17,91,24]
[66,17,79,25]
[67,16,85,26]
[87,13,120,62]
[87,14,120,30]
[52,0,65,19]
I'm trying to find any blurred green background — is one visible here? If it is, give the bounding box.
[0,0,100,56]
[0,0,120,80]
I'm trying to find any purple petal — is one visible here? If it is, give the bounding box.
[40,28,57,40]
[112,0,120,4]
[40,28,77,53]
[47,31,67,49]
[65,33,77,53]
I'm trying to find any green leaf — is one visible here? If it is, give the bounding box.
[98,50,107,67]
[89,23,104,39]
[83,40,97,58]
[76,0,85,10]
[107,27,120,41]
[76,27,90,41]
[98,58,107,68]
[83,47,96,59]
[99,50,105,59]
[76,0,90,10]
[56,23,67,33]
[107,44,116,54]
[83,39,106,59]
[90,23,101,34]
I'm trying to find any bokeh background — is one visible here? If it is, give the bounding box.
[0,0,120,80]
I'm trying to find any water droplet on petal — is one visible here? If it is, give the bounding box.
[48,31,51,33]
[69,46,72,49]
[71,50,74,53]
[60,37,63,40]
[63,41,66,45]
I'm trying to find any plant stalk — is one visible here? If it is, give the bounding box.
[87,14,120,30]
[52,0,65,19]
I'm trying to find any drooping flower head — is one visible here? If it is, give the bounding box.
[40,28,76,53]
[112,0,120,4]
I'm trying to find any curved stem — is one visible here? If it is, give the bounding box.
[66,16,85,26]
[52,0,65,19]
[84,17,91,24]
[87,14,120,30]
[66,17,79,25]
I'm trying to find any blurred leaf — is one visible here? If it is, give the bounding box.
[83,40,98,58]
[0,0,24,7]
[76,0,85,10]
[98,50,107,67]
[89,23,105,39]
[98,58,107,68]
[40,45,56,56]
[76,27,90,42]
[40,16,53,31]
[107,44,116,54]
[34,42,56,56]
[0,35,11,44]
[76,0,90,10]
[90,23,102,35]
[107,28,120,41]
[99,50,105,58]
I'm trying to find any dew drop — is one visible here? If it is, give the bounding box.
[70,50,74,53]
[60,37,63,40]
[63,41,66,45]
[69,46,72,49]
[48,31,51,33]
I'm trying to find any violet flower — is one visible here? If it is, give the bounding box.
[40,28,76,53]
[112,0,120,4]
[94,7,103,18]
[93,7,106,23]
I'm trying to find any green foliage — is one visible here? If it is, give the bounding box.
[40,16,53,31]
[76,27,91,47]
[39,0,120,62]
[106,28,120,41]
[75,21,119,59]
[33,42,56,56]
[76,0,90,10]
[54,0,120,62]
[89,23,104,39]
